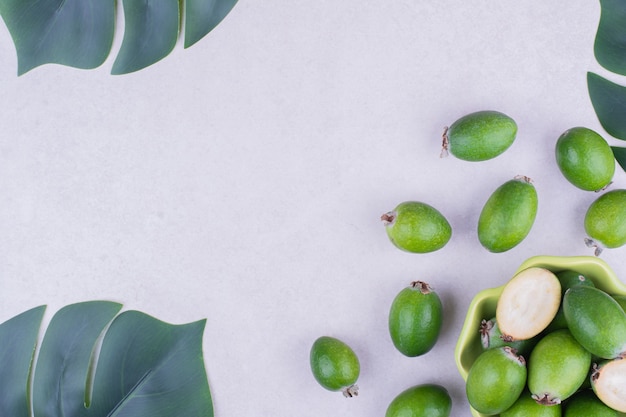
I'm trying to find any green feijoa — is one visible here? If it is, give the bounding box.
[382,201,452,253]
[555,127,615,191]
[528,329,591,405]
[479,317,536,356]
[466,346,527,415]
[477,176,538,253]
[563,286,626,359]
[310,336,360,397]
[591,359,626,413]
[546,270,595,332]
[442,110,517,161]
[389,281,443,357]
[385,384,452,417]
[613,294,626,311]
[584,189,626,255]
[564,390,617,417]
[501,390,562,417]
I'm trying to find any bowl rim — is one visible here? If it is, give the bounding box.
[454,255,626,417]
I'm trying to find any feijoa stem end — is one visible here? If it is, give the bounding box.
[342,384,359,398]
[584,238,604,257]
[480,319,493,349]
[381,212,396,226]
[532,393,561,406]
[440,126,450,158]
[410,280,432,294]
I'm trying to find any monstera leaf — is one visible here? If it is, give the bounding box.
[594,0,626,75]
[0,0,238,75]
[587,72,626,141]
[0,301,213,417]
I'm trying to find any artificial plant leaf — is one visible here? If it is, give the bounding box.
[612,146,626,172]
[0,305,46,417]
[184,0,239,48]
[32,301,122,417]
[587,72,626,140]
[0,0,115,75]
[87,311,212,417]
[594,0,626,75]
[111,0,180,75]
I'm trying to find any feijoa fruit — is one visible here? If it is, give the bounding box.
[388,281,443,357]
[546,270,595,332]
[382,201,452,253]
[385,384,452,417]
[441,110,517,161]
[310,336,360,397]
[479,317,535,356]
[555,127,614,191]
[563,286,626,359]
[584,189,626,255]
[591,359,626,413]
[477,176,538,253]
[528,329,591,405]
[564,390,617,417]
[466,346,527,415]
[496,267,561,341]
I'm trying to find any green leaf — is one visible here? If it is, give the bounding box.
[185,0,239,48]
[0,0,115,75]
[112,0,180,75]
[0,0,238,75]
[587,72,626,140]
[88,311,212,417]
[0,305,46,417]
[595,0,626,75]
[0,302,214,417]
[612,146,626,172]
[32,301,122,417]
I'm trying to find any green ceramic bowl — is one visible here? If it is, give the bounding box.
[454,255,626,417]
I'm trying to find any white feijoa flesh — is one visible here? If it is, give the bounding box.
[496,267,561,341]
[592,359,626,413]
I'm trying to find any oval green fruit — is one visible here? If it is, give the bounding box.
[386,384,452,417]
[555,127,614,191]
[564,390,617,417]
[388,281,443,357]
[563,286,626,359]
[584,189,626,255]
[477,176,538,253]
[382,201,452,253]
[466,346,527,415]
[310,336,360,397]
[591,359,626,413]
[442,110,517,161]
[528,329,591,405]
[501,390,562,417]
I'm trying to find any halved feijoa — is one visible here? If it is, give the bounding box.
[584,189,626,255]
[386,384,452,417]
[591,359,626,413]
[466,346,527,415]
[382,201,452,253]
[477,176,538,253]
[555,127,614,191]
[442,110,517,161]
[496,267,561,341]
[528,329,591,405]
[563,285,626,359]
[310,336,360,397]
[388,281,443,357]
